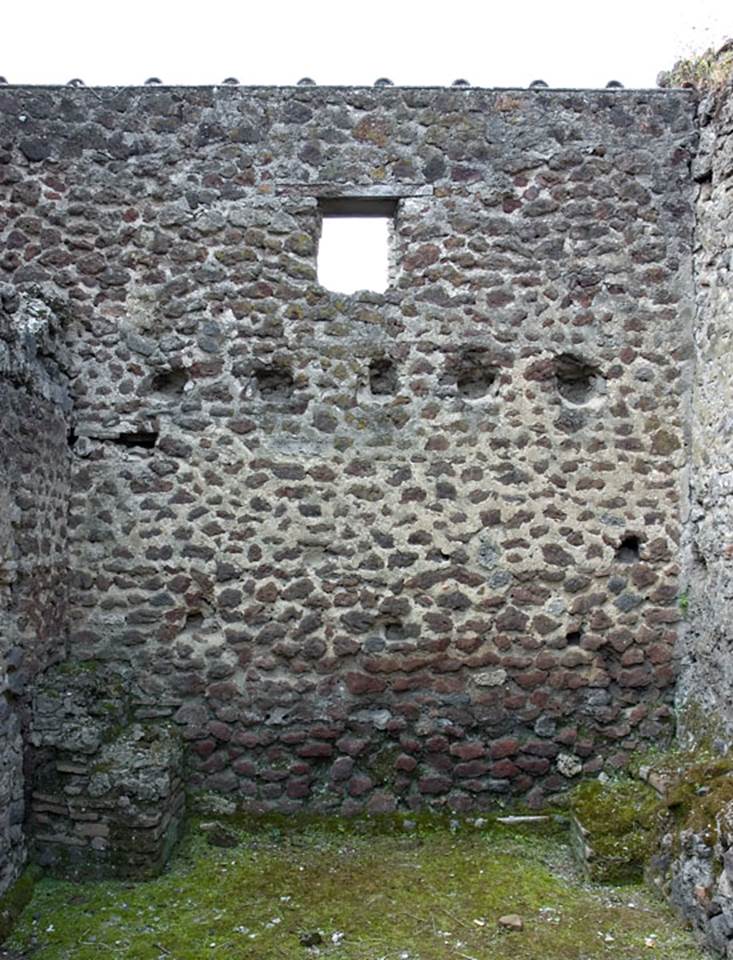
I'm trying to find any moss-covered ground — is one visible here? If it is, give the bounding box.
[6,815,705,960]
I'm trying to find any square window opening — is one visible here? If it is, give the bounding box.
[317,198,398,295]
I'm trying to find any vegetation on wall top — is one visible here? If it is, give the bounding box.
[659,38,733,93]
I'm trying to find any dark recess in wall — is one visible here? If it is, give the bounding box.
[253,365,294,400]
[616,536,641,563]
[108,431,159,449]
[151,368,189,395]
[369,357,398,396]
[555,354,599,404]
[181,610,205,633]
[441,349,500,400]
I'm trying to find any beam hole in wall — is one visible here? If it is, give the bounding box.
[566,629,583,645]
[253,364,294,401]
[369,356,398,396]
[151,367,189,395]
[181,610,204,633]
[615,535,641,563]
[426,548,452,563]
[383,621,407,643]
[554,354,599,404]
[317,197,397,294]
[380,620,419,650]
[108,430,159,449]
[442,348,500,400]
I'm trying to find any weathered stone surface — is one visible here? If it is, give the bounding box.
[0,78,725,908]
[642,755,733,958]
[0,288,70,904]
[679,83,733,755]
[9,85,693,815]
[30,664,184,880]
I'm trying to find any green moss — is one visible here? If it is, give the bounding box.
[366,743,400,785]
[54,658,100,675]
[592,746,733,874]
[569,779,665,883]
[664,757,733,846]
[7,818,703,960]
[675,699,726,751]
[0,865,41,944]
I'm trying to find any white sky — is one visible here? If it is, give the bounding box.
[2,0,730,88]
[318,219,390,294]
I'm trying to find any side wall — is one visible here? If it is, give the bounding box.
[0,287,70,896]
[0,85,697,814]
[680,83,733,741]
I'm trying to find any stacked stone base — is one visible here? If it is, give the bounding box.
[32,727,184,880]
[30,665,185,880]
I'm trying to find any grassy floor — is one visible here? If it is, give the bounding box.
[7,816,704,960]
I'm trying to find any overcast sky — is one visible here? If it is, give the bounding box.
[2,0,730,89]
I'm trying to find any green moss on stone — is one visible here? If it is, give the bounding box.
[366,743,400,785]
[676,699,727,751]
[54,659,100,676]
[569,779,665,883]
[574,746,733,885]
[664,756,733,846]
[0,866,41,944]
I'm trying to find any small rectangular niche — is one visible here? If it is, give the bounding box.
[110,430,159,449]
[317,197,398,295]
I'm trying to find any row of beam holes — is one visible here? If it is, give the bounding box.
[243,353,598,403]
[378,352,599,403]
[79,352,600,450]
[145,352,597,406]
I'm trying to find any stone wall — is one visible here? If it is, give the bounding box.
[679,80,733,744]
[30,663,184,879]
[0,84,698,819]
[0,286,70,896]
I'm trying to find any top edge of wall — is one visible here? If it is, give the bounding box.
[0,84,698,94]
